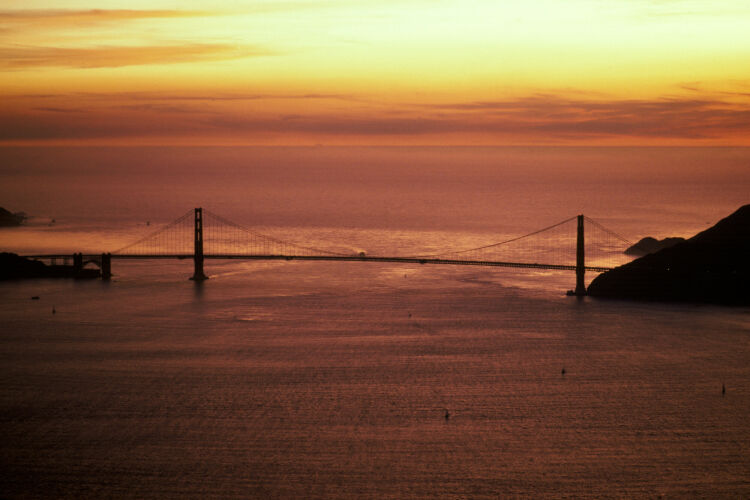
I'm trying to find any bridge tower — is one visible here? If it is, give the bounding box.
[575,214,586,296]
[73,252,83,273]
[101,253,112,280]
[191,207,208,282]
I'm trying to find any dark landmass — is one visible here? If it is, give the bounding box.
[588,204,750,305]
[0,207,26,227]
[0,253,100,280]
[624,236,685,256]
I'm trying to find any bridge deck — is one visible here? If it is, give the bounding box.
[24,254,612,272]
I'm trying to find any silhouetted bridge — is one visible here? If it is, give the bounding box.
[25,208,631,295]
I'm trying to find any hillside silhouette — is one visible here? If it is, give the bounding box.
[588,204,750,305]
[624,236,684,256]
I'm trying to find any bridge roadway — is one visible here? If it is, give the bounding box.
[24,254,612,273]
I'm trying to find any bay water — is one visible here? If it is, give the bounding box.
[1,146,749,497]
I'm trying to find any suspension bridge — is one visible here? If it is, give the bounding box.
[24,208,632,295]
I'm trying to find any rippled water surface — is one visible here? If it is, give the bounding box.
[1,147,749,497]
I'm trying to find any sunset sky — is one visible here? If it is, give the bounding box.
[1,0,749,145]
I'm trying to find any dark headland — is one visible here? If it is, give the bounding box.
[624,236,685,256]
[0,253,100,280]
[0,207,26,227]
[588,204,750,305]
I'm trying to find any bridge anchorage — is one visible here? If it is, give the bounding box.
[25,207,632,294]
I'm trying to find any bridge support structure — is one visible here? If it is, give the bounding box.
[101,253,112,280]
[574,214,586,296]
[190,207,208,282]
[73,253,83,273]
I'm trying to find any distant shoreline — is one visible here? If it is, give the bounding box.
[0,252,100,281]
[0,207,25,227]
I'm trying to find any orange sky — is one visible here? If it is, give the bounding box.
[1,1,750,145]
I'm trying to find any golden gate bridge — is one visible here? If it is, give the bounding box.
[24,208,632,295]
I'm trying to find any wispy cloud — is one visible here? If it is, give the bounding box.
[0,8,270,70]
[2,93,749,144]
[624,0,750,20]
[414,95,750,139]
[678,81,750,99]
[0,44,270,69]
[0,9,209,28]
[33,106,87,113]
[15,91,364,104]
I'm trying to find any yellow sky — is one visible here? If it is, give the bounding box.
[1,0,750,145]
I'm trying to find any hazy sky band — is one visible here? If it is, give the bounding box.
[1,1,749,145]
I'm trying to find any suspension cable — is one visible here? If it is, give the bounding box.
[112,209,193,254]
[202,209,352,256]
[112,209,632,262]
[419,215,578,258]
[583,216,633,245]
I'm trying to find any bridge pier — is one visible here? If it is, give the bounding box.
[73,253,83,273]
[190,207,208,282]
[574,214,586,296]
[101,253,112,280]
